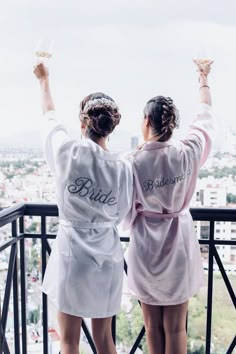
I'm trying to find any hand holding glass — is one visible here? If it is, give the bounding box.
[35,38,54,62]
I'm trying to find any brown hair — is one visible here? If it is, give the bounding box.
[144,96,180,141]
[80,92,121,140]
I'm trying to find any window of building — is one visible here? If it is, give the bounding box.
[230,255,236,262]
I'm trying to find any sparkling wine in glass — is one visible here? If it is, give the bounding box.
[35,37,54,62]
[194,47,211,65]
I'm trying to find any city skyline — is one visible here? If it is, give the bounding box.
[1,144,236,353]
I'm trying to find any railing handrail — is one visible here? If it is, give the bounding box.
[0,203,25,228]
[24,202,58,217]
[190,206,236,221]
[0,202,236,224]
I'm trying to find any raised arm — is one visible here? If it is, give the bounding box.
[34,63,55,114]
[181,59,215,167]
[33,63,68,172]
[193,59,213,106]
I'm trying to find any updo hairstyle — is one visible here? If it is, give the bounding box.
[80,92,121,140]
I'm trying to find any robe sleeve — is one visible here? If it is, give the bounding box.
[181,103,216,167]
[120,153,138,230]
[40,110,70,173]
[117,159,134,225]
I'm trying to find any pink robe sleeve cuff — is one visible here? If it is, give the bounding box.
[185,103,216,167]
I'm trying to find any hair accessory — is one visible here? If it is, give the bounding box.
[83,97,118,113]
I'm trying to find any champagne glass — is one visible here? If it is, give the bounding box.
[193,46,213,77]
[35,37,54,63]
[194,46,211,65]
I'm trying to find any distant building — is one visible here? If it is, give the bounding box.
[193,184,226,207]
[220,128,236,155]
[194,220,236,264]
[192,176,227,208]
[192,179,236,264]
[130,136,139,150]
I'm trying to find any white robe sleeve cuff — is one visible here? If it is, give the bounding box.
[40,110,69,173]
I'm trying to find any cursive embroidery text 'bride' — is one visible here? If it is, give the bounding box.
[68,177,117,206]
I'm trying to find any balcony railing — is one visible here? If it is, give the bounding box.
[0,203,236,354]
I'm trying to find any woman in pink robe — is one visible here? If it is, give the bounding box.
[124,60,214,354]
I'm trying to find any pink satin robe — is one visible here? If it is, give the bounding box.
[124,103,215,305]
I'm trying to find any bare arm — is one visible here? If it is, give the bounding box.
[33,63,68,172]
[182,59,215,167]
[199,72,212,106]
[193,59,213,107]
[34,63,55,114]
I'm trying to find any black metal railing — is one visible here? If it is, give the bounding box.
[0,203,236,354]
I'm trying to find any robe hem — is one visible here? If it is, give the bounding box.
[127,283,204,306]
[43,290,121,318]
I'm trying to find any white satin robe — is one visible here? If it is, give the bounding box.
[124,103,216,305]
[41,111,133,318]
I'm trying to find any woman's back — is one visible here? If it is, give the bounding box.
[54,137,132,224]
[42,122,133,317]
[126,103,214,222]
[131,140,196,214]
[125,100,215,306]
[34,86,133,321]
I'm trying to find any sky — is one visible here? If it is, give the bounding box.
[1,0,236,144]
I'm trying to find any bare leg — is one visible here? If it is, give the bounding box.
[163,301,188,354]
[141,302,165,354]
[92,317,116,354]
[57,311,82,354]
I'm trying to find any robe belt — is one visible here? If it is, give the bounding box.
[59,219,116,229]
[137,209,189,219]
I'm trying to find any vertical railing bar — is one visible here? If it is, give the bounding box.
[81,320,97,353]
[45,239,51,255]
[0,291,2,354]
[124,258,128,276]
[2,245,17,332]
[41,216,48,354]
[112,316,116,345]
[226,335,236,354]
[20,216,27,354]
[213,248,236,307]
[2,335,10,354]
[12,220,21,354]
[0,314,9,354]
[186,312,188,333]
[124,246,146,353]
[129,326,145,354]
[205,220,214,354]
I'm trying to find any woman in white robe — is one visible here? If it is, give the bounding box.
[124,60,215,354]
[34,63,133,354]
